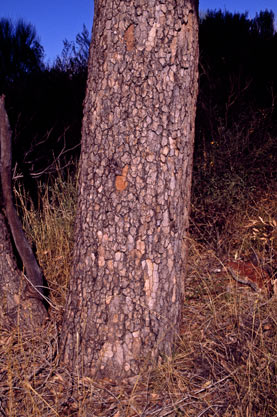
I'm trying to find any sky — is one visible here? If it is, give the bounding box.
[1,1,277,64]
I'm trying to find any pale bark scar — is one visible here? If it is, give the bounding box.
[143,259,159,309]
[115,165,129,191]
[124,24,135,51]
[170,36,177,64]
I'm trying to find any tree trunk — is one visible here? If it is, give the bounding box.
[60,0,199,379]
[0,211,44,327]
[0,96,47,328]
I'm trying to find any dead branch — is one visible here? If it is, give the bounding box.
[0,95,45,301]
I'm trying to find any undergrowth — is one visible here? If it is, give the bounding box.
[0,126,276,416]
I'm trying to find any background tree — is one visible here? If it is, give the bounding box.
[1,21,89,206]
[0,20,47,328]
[193,9,277,248]
[0,96,47,327]
[252,9,275,39]
[54,24,90,76]
[0,18,44,93]
[60,0,199,379]
[197,9,277,139]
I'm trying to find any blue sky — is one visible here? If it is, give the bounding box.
[1,1,276,64]
[200,0,277,17]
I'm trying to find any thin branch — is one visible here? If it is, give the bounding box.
[12,134,80,180]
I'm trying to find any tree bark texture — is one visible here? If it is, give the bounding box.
[0,96,47,327]
[61,0,199,379]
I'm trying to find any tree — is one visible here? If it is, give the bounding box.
[0,18,44,93]
[60,0,199,379]
[0,19,47,327]
[0,96,47,327]
[54,24,90,76]
[252,10,275,39]
[196,9,277,173]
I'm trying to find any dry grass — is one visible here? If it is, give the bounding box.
[13,170,78,311]
[0,169,276,416]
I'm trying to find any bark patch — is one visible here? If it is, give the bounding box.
[115,165,128,191]
[124,24,135,51]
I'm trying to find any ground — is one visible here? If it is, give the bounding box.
[0,176,276,417]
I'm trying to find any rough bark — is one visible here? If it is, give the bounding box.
[60,0,199,379]
[0,95,47,327]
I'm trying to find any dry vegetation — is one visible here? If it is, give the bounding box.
[0,138,276,416]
